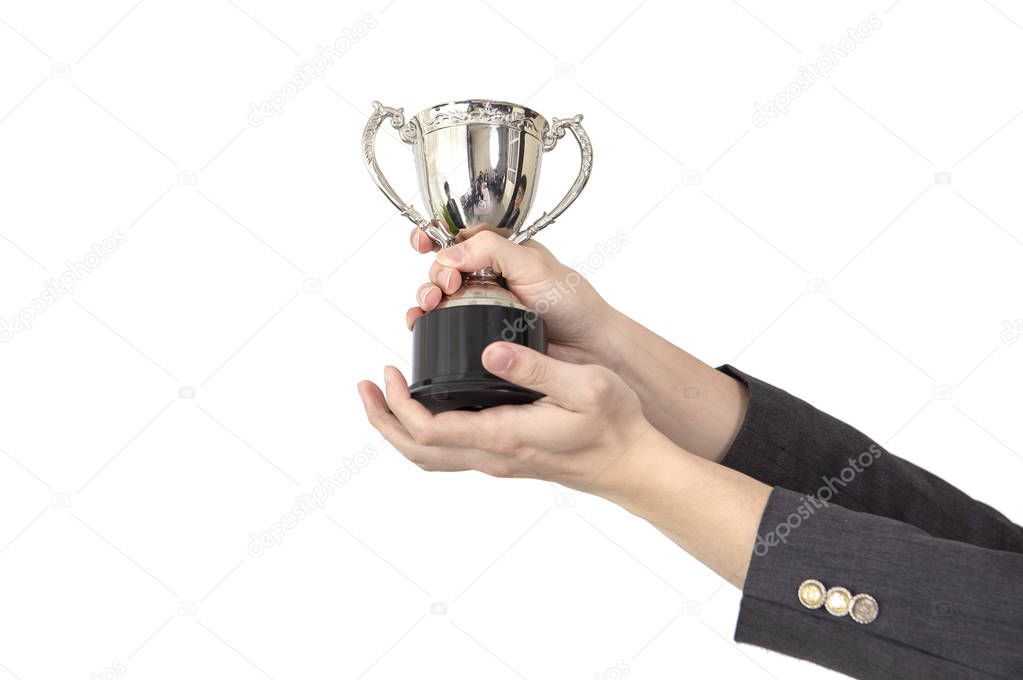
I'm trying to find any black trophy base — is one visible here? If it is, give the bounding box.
[410,303,548,414]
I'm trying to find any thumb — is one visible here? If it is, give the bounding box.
[482,342,580,408]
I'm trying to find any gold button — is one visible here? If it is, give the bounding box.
[849,593,879,624]
[824,586,852,616]
[797,579,826,609]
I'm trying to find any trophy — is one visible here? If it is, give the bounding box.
[362,99,592,413]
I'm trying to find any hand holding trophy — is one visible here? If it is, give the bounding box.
[362,99,592,413]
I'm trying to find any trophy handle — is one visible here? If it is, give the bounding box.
[514,114,593,244]
[362,101,454,248]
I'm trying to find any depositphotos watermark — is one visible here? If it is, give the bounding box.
[752,14,882,127]
[247,444,378,556]
[500,229,631,341]
[1,229,127,343]
[753,443,883,556]
[90,659,126,680]
[1001,319,1023,344]
[247,14,377,126]
[595,660,630,680]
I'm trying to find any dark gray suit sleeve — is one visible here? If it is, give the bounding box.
[740,487,1023,679]
[717,365,1023,553]
[715,366,1023,677]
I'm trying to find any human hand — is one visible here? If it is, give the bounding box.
[408,226,750,465]
[357,340,663,497]
[406,228,617,367]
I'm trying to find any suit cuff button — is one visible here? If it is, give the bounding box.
[849,593,879,624]
[797,579,826,609]
[824,586,852,616]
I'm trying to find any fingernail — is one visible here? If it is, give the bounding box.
[417,287,429,308]
[445,270,460,291]
[483,343,516,373]
[437,244,465,265]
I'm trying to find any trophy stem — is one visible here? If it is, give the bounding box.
[466,266,499,283]
[432,268,524,311]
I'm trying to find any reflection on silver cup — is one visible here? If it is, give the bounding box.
[363,99,591,247]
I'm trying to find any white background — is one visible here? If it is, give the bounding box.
[2,1,1022,678]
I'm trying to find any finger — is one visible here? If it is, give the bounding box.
[357,380,419,451]
[405,306,425,330]
[416,282,442,310]
[358,380,474,471]
[382,366,508,450]
[382,366,488,449]
[435,231,551,283]
[410,227,438,254]
[429,406,520,451]
[382,365,438,441]
[481,342,597,411]
[428,262,463,295]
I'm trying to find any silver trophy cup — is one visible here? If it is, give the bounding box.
[362,99,592,412]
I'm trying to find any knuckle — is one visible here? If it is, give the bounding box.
[522,239,553,260]
[402,417,429,442]
[475,230,503,247]
[575,385,599,407]
[578,367,616,405]
[490,429,520,455]
[592,370,616,396]
[415,424,440,447]
[519,357,548,387]
[524,246,546,265]
[406,447,437,470]
[523,238,555,259]
[460,236,482,258]
[404,450,426,467]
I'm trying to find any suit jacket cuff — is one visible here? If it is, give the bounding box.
[736,486,1023,679]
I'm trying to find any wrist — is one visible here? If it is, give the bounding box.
[581,306,749,463]
[584,305,635,374]
[593,425,694,508]
[600,431,772,588]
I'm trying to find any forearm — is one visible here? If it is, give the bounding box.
[593,308,748,462]
[603,428,771,588]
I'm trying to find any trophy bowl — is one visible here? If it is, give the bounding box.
[363,99,592,413]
